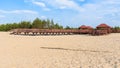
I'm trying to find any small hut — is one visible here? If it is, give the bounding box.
[86,26,93,34]
[92,23,112,35]
[79,25,87,30]
[79,25,93,34]
[96,23,112,33]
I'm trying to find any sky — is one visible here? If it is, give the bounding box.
[0,0,120,27]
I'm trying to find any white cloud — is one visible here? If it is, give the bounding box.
[42,0,84,12]
[0,10,38,14]
[59,6,67,9]
[23,0,120,27]
[25,0,84,11]
[26,0,51,11]
[32,1,46,7]
[69,0,120,26]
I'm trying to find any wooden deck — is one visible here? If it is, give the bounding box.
[10,29,93,35]
[10,28,114,36]
[10,24,120,36]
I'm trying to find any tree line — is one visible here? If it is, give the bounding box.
[0,18,120,31]
[114,26,120,30]
[0,18,65,31]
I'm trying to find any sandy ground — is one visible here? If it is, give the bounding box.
[0,32,120,68]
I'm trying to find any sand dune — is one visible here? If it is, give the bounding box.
[0,32,120,68]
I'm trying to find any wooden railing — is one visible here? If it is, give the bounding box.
[10,28,115,36]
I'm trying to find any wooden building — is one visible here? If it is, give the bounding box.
[96,23,112,33]
[79,25,93,34]
[92,23,112,35]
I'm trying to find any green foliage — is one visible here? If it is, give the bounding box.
[0,24,6,31]
[114,26,120,30]
[0,18,63,31]
[54,23,63,29]
[12,23,19,29]
[19,21,31,28]
[32,18,42,29]
[65,26,71,29]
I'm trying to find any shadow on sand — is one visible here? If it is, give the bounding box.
[40,47,112,53]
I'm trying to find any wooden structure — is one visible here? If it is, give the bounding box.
[112,28,120,33]
[10,23,114,36]
[10,29,80,35]
[79,25,93,34]
[96,23,112,33]
[91,23,112,35]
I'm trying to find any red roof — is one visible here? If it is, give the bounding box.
[86,26,93,29]
[97,23,111,28]
[79,25,93,29]
[79,25,87,29]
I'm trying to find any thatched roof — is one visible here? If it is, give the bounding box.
[96,23,111,28]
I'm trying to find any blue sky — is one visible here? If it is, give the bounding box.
[0,0,120,27]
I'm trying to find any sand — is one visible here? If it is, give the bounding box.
[0,32,120,68]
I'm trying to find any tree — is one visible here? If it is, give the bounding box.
[65,26,71,29]
[0,24,6,31]
[59,25,63,29]
[46,19,51,29]
[0,18,64,31]
[50,19,54,29]
[32,18,42,29]
[12,23,19,29]
[19,21,31,28]
[42,20,47,29]
[114,26,120,30]
[54,23,63,29]
[5,24,13,31]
